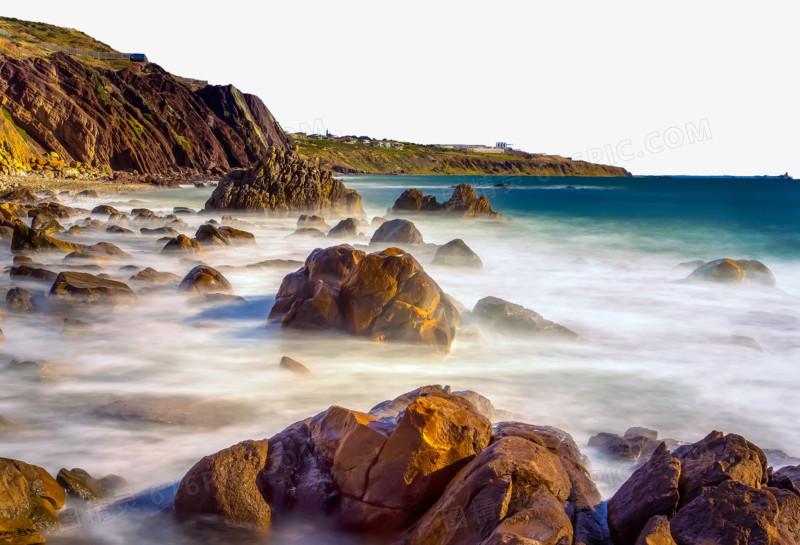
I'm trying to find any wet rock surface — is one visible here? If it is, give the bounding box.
[472,296,578,340]
[269,245,460,353]
[391,184,501,218]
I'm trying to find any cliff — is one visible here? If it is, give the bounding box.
[295,135,631,177]
[0,16,291,180]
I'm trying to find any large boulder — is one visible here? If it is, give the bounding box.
[432,239,483,268]
[370,219,424,245]
[10,221,83,255]
[49,272,138,306]
[608,443,681,545]
[472,296,578,340]
[205,148,363,217]
[269,245,460,353]
[687,259,776,286]
[218,226,256,245]
[173,439,271,531]
[0,457,66,542]
[195,224,229,247]
[178,266,234,296]
[390,184,500,218]
[673,431,768,506]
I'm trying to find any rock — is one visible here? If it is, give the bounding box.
[49,271,138,306]
[673,431,768,506]
[773,465,800,496]
[94,397,238,429]
[106,225,134,235]
[370,218,424,245]
[634,516,677,545]
[5,287,34,312]
[12,255,33,264]
[64,242,132,261]
[62,318,93,337]
[270,245,460,352]
[670,481,788,545]
[291,227,326,237]
[4,359,59,382]
[76,189,100,199]
[10,221,83,254]
[9,265,58,283]
[162,235,207,256]
[588,432,661,463]
[174,439,271,531]
[737,260,777,286]
[401,435,572,545]
[218,226,256,244]
[173,207,195,215]
[91,205,119,216]
[451,390,504,421]
[391,184,501,218]
[674,260,705,270]
[29,209,63,234]
[0,187,38,203]
[472,296,578,340]
[625,427,659,441]
[0,457,66,538]
[369,385,453,419]
[607,443,681,545]
[297,215,330,231]
[432,239,483,268]
[687,259,776,285]
[327,218,360,238]
[371,216,387,226]
[195,224,229,247]
[141,226,179,236]
[56,468,127,501]
[178,265,234,296]
[129,267,182,286]
[279,356,312,377]
[205,148,363,216]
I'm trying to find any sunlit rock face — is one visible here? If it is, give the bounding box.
[205,148,363,217]
[172,387,604,544]
[269,245,461,353]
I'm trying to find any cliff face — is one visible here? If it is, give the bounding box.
[0,25,291,179]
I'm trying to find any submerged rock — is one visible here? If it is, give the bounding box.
[49,272,138,306]
[129,267,182,286]
[56,468,128,501]
[391,184,501,218]
[687,258,776,285]
[205,148,363,217]
[432,239,483,268]
[195,224,229,247]
[64,242,132,262]
[327,218,360,238]
[5,287,34,312]
[588,428,663,463]
[297,214,330,231]
[269,245,460,353]
[370,218,424,245]
[178,266,234,296]
[472,296,578,340]
[10,221,83,254]
[218,226,256,244]
[279,356,312,377]
[10,265,58,283]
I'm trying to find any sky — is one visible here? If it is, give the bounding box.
[2,1,797,176]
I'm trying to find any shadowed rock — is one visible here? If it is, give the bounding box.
[49,271,137,306]
[687,259,776,285]
[432,239,483,268]
[178,266,234,296]
[370,218,424,245]
[391,184,500,218]
[472,296,578,340]
[205,148,363,217]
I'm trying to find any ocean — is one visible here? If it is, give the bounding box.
[1,175,798,543]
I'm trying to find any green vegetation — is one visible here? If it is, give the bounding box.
[2,107,28,142]
[293,135,630,176]
[171,129,191,151]
[127,119,144,136]
[0,16,116,52]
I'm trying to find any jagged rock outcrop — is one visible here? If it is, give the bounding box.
[0,19,291,178]
[204,148,363,217]
[608,431,799,545]
[268,245,460,353]
[172,387,605,544]
[391,184,501,218]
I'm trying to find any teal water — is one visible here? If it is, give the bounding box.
[345,175,800,261]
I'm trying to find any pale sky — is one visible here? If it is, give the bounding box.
[3,1,797,176]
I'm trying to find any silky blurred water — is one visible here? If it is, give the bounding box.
[1,175,798,543]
